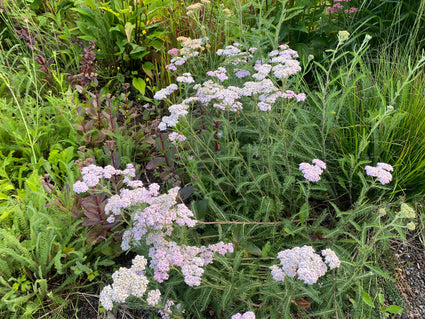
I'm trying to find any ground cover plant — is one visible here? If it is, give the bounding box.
[1,0,425,318]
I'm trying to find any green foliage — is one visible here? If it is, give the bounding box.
[0,51,79,193]
[1,0,85,81]
[0,181,92,318]
[71,0,169,78]
[307,35,425,200]
[223,0,358,64]
[2,0,425,317]
[348,0,425,54]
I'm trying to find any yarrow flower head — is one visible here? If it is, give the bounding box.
[168,132,186,143]
[147,289,161,306]
[167,48,179,56]
[99,255,149,311]
[321,248,341,270]
[73,180,88,193]
[232,311,256,319]
[270,246,340,285]
[365,162,393,185]
[299,159,326,182]
[154,84,178,100]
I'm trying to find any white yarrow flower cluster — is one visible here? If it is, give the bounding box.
[176,72,195,83]
[154,84,178,100]
[147,289,162,306]
[207,66,229,81]
[99,255,149,310]
[270,246,340,285]
[73,163,137,195]
[155,39,306,128]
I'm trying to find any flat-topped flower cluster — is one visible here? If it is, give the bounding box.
[270,245,340,285]
[155,38,306,132]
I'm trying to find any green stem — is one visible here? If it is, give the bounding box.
[1,76,38,164]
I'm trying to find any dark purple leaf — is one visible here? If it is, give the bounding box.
[146,157,166,170]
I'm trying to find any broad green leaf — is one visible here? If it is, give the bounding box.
[385,305,403,314]
[125,22,135,42]
[132,77,146,95]
[361,290,374,308]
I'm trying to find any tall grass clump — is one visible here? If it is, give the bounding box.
[307,33,425,201]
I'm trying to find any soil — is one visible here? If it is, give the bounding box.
[392,231,425,318]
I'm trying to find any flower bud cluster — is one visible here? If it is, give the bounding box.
[270,246,340,285]
[168,132,187,143]
[327,0,357,14]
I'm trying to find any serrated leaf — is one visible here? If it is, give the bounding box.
[261,241,271,257]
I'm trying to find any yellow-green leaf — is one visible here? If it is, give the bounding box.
[132,77,146,95]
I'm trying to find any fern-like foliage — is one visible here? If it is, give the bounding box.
[0,195,90,317]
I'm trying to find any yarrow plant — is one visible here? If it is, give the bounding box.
[299,159,327,182]
[155,39,307,132]
[73,163,233,312]
[99,255,184,318]
[269,246,340,285]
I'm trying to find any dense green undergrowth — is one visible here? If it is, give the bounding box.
[1,0,425,318]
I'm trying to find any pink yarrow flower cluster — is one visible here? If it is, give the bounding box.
[156,39,306,128]
[299,159,326,182]
[73,163,137,194]
[327,0,357,14]
[207,67,229,81]
[270,246,341,285]
[365,162,393,185]
[80,165,235,287]
[168,132,186,143]
[79,163,235,303]
[232,311,256,319]
[158,299,184,319]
